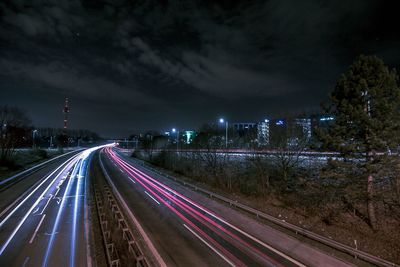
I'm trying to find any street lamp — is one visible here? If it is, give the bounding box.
[172,128,179,152]
[219,118,228,149]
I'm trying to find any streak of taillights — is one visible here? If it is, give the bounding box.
[113,153,278,266]
[105,148,246,267]
[105,148,290,267]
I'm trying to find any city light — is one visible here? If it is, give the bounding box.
[320,116,334,121]
[219,118,224,124]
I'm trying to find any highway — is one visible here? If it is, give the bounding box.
[0,146,107,267]
[0,144,359,266]
[99,147,352,267]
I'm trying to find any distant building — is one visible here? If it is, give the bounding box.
[232,122,257,137]
[257,119,270,146]
[295,118,312,140]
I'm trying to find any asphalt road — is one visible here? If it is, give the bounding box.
[0,146,104,267]
[100,147,352,267]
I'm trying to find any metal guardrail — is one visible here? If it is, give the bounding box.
[94,187,121,267]
[134,158,398,267]
[94,178,149,266]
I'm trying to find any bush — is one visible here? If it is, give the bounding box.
[131,149,142,159]
[32,149,48,159]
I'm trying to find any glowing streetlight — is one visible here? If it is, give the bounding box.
[219,118,228,149]
[171,128,179,151]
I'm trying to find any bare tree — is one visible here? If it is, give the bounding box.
[0,106,31,163]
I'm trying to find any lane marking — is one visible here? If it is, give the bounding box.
[29,214,46,244]
[128,176,136,183]
[144,191,160,205]
[54,186,61,197]
[22,256,30,267]
[183,223,235,267]
[32,206,40,214]
[39,194,53,215]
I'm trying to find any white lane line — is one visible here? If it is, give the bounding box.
[32,206,40,214]
[53,186,61,197]
[29,214,46,244]
[144,191,161,205]
[128,176,136,183]
[183,224,235,267]
[22,256,30,267]
[39,194,53,215]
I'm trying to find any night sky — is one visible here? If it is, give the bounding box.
[1,0,399,138]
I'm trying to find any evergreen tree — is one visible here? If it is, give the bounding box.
[323,55,400,230]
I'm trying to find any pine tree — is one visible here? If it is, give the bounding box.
[323,55,400,230]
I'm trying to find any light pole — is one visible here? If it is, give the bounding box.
[32,129,38,149]
[219,118,228,149]
[172,128,179,152]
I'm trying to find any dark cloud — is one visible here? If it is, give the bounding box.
[1,0,399,137]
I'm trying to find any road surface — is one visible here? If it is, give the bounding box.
[0,146,106,267]
[100,147,352,267]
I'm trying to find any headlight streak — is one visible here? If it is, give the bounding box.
[110,153,262,266]
[44,145,109,267]
[71,146,99,267]
[0,154,80,256]
[106,147,305,267]
[105,149,247,267]
[1,144,114,265]
[42,158,82,267]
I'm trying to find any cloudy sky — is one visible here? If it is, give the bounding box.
[1,0,399,137]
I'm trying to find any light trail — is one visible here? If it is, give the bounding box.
[1,144,113,265]
[104,148,246,267]
[42,158,81,267]
[43,145,110,267]
[111,152,275,266]
[105,148,298,267]
[0,153,80,228]
[109,148,305,267]
[0,155,79,256]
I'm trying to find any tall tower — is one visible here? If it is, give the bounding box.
[63,97,70,129]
